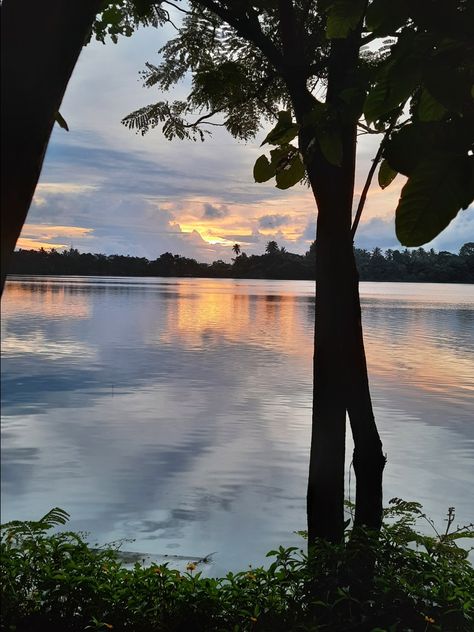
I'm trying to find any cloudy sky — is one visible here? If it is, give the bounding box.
[20,18,473,262]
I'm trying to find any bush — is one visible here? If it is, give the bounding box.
[1,501,473,631]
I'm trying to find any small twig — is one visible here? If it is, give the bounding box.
[357,121,381,134]
[444,507,455,538]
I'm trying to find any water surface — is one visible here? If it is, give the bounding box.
[1,277,473,573]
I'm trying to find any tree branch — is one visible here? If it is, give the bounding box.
[351,116,399,239]
[183,109,223,127]
[350,143,384,240]
[162,0,193,16]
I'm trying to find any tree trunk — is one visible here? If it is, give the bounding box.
[295,33,385,544]
[305,159,356,544]
[1,0,102,294]
[345,262,386,532]
[305,158,385,544]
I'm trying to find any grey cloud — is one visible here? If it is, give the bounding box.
[220,233,261,244]
[258,214,291,229]
[301,221,316,241]
[354,208,474,253]
[203,203,229,219]
[354,217,398,250]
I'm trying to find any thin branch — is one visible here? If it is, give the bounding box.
[160,8,179,30]
[351,116,399,239]
[161,0,193,16]
[360,32,379,46]
[183,109,222,128]
[350,142,384,241]
[357,121,382,134]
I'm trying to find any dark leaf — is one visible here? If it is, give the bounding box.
[319,130,343,166]
[54,111,69,131]
[275,154,305,189]
[396,155,473,246]
[365,0,409,35]
[326,0,366,39]
[417,89,447,122]
[262,111,298,146]
[253,155,275,183]
[378,159,398,189]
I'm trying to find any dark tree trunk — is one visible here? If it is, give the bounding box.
[345,266,386,532]
[294,33,386,544]
[305,157,357,544]
[1,0,102,294]
[305,156,385,544]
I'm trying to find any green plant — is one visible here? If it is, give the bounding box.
[1,501,473,631]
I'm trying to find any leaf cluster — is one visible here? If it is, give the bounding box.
[2,502,473,631]
[362,0,474,246]
[122,4,290,141]
[92,1,170,44]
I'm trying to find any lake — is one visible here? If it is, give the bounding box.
[1,276,473,574]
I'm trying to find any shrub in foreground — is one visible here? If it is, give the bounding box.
[1,501,473,631]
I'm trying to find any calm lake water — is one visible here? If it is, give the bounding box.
[1,276,473,574]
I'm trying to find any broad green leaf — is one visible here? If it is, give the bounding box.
[270,146,294,165]
[384,124,434,177]
[253,155,275,183]
[319,130,343,166]
[424,61,471,112]
[395,155,473,246]
[275,154,305,190]
[262,111,298,146]
[365,0,408,34]
[302,100,326,127]
[378,159,398,189]
[363,74,392,125]
[54,111,69,131]
[417,89,447,122]
[364,57,421,124]
[326,0,366,39]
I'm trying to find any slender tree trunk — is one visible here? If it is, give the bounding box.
[346,263,386,532]
[305,156,385,544]
[0,0,102,294]
[294,32,385,544]
[305,158,356,544]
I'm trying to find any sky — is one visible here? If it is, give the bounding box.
[19,18,473,262]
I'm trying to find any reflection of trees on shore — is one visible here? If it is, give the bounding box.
[7,242,474,283]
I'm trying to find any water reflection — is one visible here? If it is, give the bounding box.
[1,277,473,572]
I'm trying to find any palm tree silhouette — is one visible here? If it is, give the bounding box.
[265,240,279,255]
[232,243,241,256]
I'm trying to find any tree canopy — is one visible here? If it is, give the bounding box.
[113,0,473,246]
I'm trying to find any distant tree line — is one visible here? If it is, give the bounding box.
[7,241,474,283]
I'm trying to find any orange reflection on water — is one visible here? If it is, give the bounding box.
[364,316,474,398]
[158,280,313,360]
[2,281,91,320]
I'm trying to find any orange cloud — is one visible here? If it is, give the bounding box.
[17,224,94,250]
[16,238,69,251]
[161,194,312,246]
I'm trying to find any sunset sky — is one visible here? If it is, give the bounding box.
[19,18,473,262]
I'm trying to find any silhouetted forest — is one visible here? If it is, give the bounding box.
[7,241,474,283]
